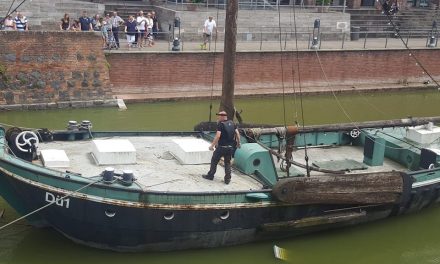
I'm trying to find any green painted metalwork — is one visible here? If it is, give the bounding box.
[313,159,367,171]
[245,192,270,201]
[294,132,351,147]
[361,128,423,170]
[363,135,386,166]
[411,169,440,183]
[234,143,278,187]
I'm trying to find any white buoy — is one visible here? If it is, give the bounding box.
[117,98,127,110]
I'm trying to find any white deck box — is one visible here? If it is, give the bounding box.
[171,138,212,165]
[40,149,70,168]
[407,125,440,145]
[91,139,136,165]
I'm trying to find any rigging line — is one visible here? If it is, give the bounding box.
[377,0,440,89]
[313,50,356,125]
[0,0,27,25]
[313,51,424,151]
[353,89,388,117]
[208,9,221,122]
[4,0,16,21]
[0,178,103,231]
[290,2,310,176]
[288,0,299,122]
[277,7,287,128]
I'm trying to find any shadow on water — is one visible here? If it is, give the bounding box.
[2,90,440,263]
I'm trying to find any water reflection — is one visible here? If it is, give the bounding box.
[1,91,440,131]
[1,91,440,264]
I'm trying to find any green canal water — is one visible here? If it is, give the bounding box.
[1,90,440,264]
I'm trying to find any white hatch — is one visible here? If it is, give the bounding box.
[91,139,136,165]
[171,138,212,165]
[40,149,70,168]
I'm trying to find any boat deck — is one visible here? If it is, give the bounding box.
[36,135,264,192]
[290,145,406,176]
[35,135,407,192]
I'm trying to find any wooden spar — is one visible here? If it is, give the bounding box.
[245,116,440,135]
[272,171,405,205]
[220,0,238,120]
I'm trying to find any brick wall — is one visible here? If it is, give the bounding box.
[0,31,112,105]
[2,31,439,107]
[107,49,440,98]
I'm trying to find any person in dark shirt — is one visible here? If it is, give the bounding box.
[125,15,137,48]
[202,111,241,185]
[79,11,92,31]
[151,11,159,38]
[60,13,70,31]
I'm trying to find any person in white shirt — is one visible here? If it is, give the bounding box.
[14,12,28,31]
[136,11,146,48]
[109,11,124,48]
[201,16,217,50]
[145,12,154,47]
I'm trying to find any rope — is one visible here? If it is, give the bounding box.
[207,9,221,122]
[353,89,388,117]
[288,7,299,122]
[312,48,438,151]
[243,131,346,174]
[0,177,103,231]
[277,5,287,128]
[4,0,16,23]
[289,2,310,176]
[377,0,440,89]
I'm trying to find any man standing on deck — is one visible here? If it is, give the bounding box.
[202,111,240,185]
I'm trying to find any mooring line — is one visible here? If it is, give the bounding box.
[0,178,102,231]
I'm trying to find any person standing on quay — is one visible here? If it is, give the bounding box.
[202,111,240,185]
[201,16,217,50]
[110,11,124,48]
[79,11,92,31]
[14,11,28,31]
[60,13,70,31]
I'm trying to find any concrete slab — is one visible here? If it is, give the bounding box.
[407,125,440,144]
[40,149,70,168]
[171,138,212,165]
[92,139,136,165]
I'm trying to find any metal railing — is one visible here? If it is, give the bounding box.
[101,28,438,51]
[163,0,348,12]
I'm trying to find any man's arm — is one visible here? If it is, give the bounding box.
[209,131,221,151]
[235,129,241,148]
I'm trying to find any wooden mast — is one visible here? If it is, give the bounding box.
[220,0,238,120]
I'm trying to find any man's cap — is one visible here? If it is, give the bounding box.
[216,111,227,116]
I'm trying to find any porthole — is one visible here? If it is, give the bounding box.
[105,210,116,218]
[219,211,230,220]
[253,159,261,166]
[164,212,175,221]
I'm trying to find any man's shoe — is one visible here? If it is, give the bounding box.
[224,178,231,185]
[202,174,214,180]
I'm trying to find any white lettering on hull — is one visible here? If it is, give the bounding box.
[45,192,70,209]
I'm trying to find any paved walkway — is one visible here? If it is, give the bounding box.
[107,37,437,53]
